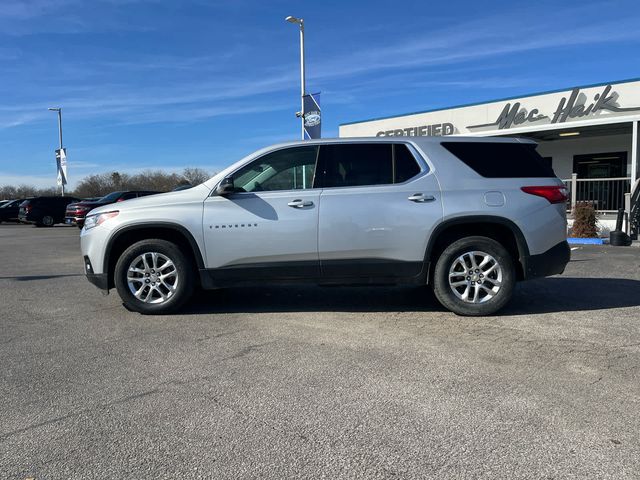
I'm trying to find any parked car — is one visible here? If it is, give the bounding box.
[0,199,26,223]
[0,200,10,208]
[80,137,570,316]
[19,196,80,227]
[65,190,160,228]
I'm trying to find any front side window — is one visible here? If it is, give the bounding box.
[232,146,318,192]
[318,143,422,188]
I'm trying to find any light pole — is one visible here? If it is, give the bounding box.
[285,16,305,140]
[48,107,65,196]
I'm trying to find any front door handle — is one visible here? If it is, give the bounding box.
[408,193,436,203]
[288,199,314,208]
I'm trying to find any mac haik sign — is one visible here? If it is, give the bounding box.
[468,84,640,131]
[339,80,640,138]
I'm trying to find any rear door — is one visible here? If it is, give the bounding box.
[316,142,443,280]
[202,145,321,281]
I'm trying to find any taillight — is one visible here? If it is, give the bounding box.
[521,186,568,204]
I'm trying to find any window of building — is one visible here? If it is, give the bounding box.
[572,152,627,179]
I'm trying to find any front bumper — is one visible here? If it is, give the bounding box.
[65,215,85,226]
[83,255,109,291]
[524,240,570,280]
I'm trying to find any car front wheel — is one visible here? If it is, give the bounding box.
[114,239,195,314]
[432,236,515,316]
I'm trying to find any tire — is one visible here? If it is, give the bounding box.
[432,236,515,316]
[114,239,195,314]
[42,215,55,227]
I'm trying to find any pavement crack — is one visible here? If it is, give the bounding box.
[0,388,162,441]
[0,411,81,441]
[223,341,275,360]
[107,388,160,406]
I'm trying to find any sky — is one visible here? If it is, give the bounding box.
[1,0,639,189]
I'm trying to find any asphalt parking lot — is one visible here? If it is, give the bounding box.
[1,224,639,479]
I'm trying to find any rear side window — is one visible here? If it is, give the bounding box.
[318,143,421,188]
[441,142,555,178]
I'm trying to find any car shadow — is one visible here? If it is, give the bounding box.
[503,277,640,315]
[0,274,83,281]
[180,277,640,316]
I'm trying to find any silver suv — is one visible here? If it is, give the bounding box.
[81,137,570,316]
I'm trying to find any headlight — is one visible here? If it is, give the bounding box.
[84,211,119,230]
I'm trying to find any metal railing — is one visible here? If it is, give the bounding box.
[562,174,631,213]
[630,179,640,239]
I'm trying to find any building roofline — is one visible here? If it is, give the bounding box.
[339,77,640,127]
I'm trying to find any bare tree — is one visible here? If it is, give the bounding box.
[2,166,215,200]
[181,168,212,186]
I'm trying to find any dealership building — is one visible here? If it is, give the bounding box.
[339,78,640,234]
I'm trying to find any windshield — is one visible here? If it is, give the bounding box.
[98,191,124,203]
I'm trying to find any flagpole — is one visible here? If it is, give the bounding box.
[48,107,65,196]
[57,110,64,196]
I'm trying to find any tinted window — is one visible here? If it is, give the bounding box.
[233,146,318,192]
[394,144,421,183]
[319,144,392,188]
[441,142,555,178]
[100,191,125,203]
[318,143,421,188]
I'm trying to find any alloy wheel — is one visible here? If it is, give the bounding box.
[126,252,179,304]
[448,250,503,304]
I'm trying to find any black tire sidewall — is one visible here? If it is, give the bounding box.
[114,239,194,314]
[433,236,515,316]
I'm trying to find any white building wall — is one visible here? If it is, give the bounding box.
[535,134,632,180]
[339,79,640,139]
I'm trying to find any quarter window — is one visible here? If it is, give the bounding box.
[441,142,555,178]
[232,146,319,192]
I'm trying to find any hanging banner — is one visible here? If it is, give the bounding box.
[303,92,321,139]
[56,148,67,186]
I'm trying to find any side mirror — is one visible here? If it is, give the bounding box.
[214,176,235,196]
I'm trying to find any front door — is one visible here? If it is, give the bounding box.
[316,142,442,280]
[202,145,321,282]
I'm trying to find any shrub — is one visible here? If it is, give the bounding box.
[572,202,598,238]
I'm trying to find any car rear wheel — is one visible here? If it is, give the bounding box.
[41,215,55,227]
[432,236,515,316]
[114,239,195,314]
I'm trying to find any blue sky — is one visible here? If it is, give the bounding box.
[1,0,639,188]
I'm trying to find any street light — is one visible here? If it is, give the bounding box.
[285,15,305,140]
[48,107,65,196]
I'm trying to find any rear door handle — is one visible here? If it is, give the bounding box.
[408,193,435,203]
[288,199,314,208]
